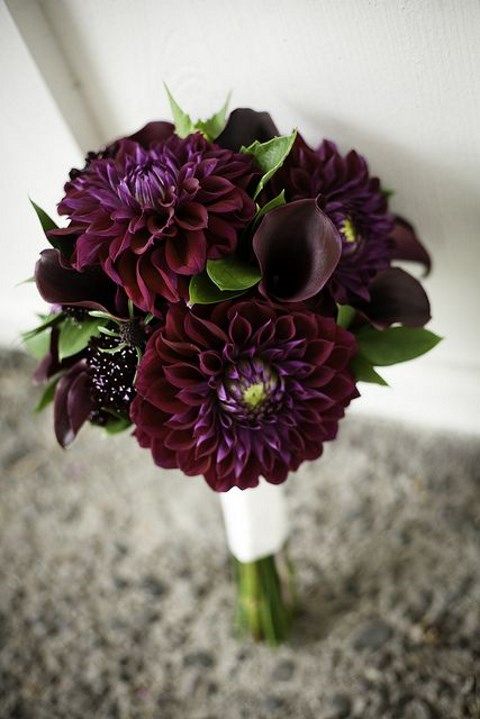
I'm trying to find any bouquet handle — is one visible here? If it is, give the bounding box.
[219,481,295,644]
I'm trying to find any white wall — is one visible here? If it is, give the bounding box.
[2,0,480,433]
[0,1,85,345]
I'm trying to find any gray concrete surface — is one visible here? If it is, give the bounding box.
[0,350,479,719]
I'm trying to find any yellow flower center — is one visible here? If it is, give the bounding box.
[341,217,357,243]
[242,382,267,409]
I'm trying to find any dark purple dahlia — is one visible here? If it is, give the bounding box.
[274,135,394,304]
[52,131,257,312]
[131,300,359,492]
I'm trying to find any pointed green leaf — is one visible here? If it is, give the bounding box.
[206,257,261,292]
[241,129,297,199]
[357,326,442,366]
[164,83,194,138]
[189,271,246,305]
[23,326,52,359]
[337,304,356,329]
[35,374,61,412]
[254,190,286,224]
[29,198,69,252]
[194,92,231,141]
[22,313,63,341]
[30,198,58,234]
[58,317,102,361]
[16,276,35,287]
[350,353,389,386]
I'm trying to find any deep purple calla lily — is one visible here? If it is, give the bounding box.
[356,267,431,328]
[390,216,432,276]
[216,108,279,151]
[35,249,128,316]
[53,360,94,447]
[252,198,342,302]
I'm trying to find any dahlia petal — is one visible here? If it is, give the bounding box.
[196,176,235,200]
[165,232,207,275]
[229,314,252,345]
[175,202,208,231]
[151,437,178,469]
[164,429,197,452]
[307,366,337,387]
[184,313,228,349]
[206,192,245,213]
[304,339,335,365]
[199,350,223,376]
[74,233,107,269]
[163,362,206,388]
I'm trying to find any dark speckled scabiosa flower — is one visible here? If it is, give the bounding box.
[131,300,359,492]
[52,132,257,313]
[275,135,394,304]
[33,247,153,446]
[53,333,141,447]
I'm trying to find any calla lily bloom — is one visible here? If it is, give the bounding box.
[216,108,279,151]
[252,198,342,302]
[35,248,128,316]
[390,215,432,276]
[356,267,431,328]
[53,360,94,448]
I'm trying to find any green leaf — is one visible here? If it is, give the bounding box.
[194,92,231,141]
[241,130,297,199]
[164,83,194,138]
[30,199,70,253]
[22,313,62,340]
[337,304,356,329]
[58,317,102,361]
[23,326,51,359]
[254,190,286,224]
[350,353,389,386]
[35,374,60,412]
[357,326,442,366]
[189,271,246,305]
[30,198,58,234]
[382,187,394,199]
[104,416,132,434]
[16,276,35,287]
[206,257,261,292]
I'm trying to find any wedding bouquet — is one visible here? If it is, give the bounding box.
[23,89,440,644]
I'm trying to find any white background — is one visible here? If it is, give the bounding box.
[1,0,479,433]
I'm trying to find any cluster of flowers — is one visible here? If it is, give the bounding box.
[26,99,437,492]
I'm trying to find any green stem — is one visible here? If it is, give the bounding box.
[232,551,295,645]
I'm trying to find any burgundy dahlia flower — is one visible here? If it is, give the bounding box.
[274,135,394,304]
[131,300,359,492]
[52,131,257,312]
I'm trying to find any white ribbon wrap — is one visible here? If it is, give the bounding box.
[219,479,289,563]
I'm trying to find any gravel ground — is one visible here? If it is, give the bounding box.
[1,350,479,719]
